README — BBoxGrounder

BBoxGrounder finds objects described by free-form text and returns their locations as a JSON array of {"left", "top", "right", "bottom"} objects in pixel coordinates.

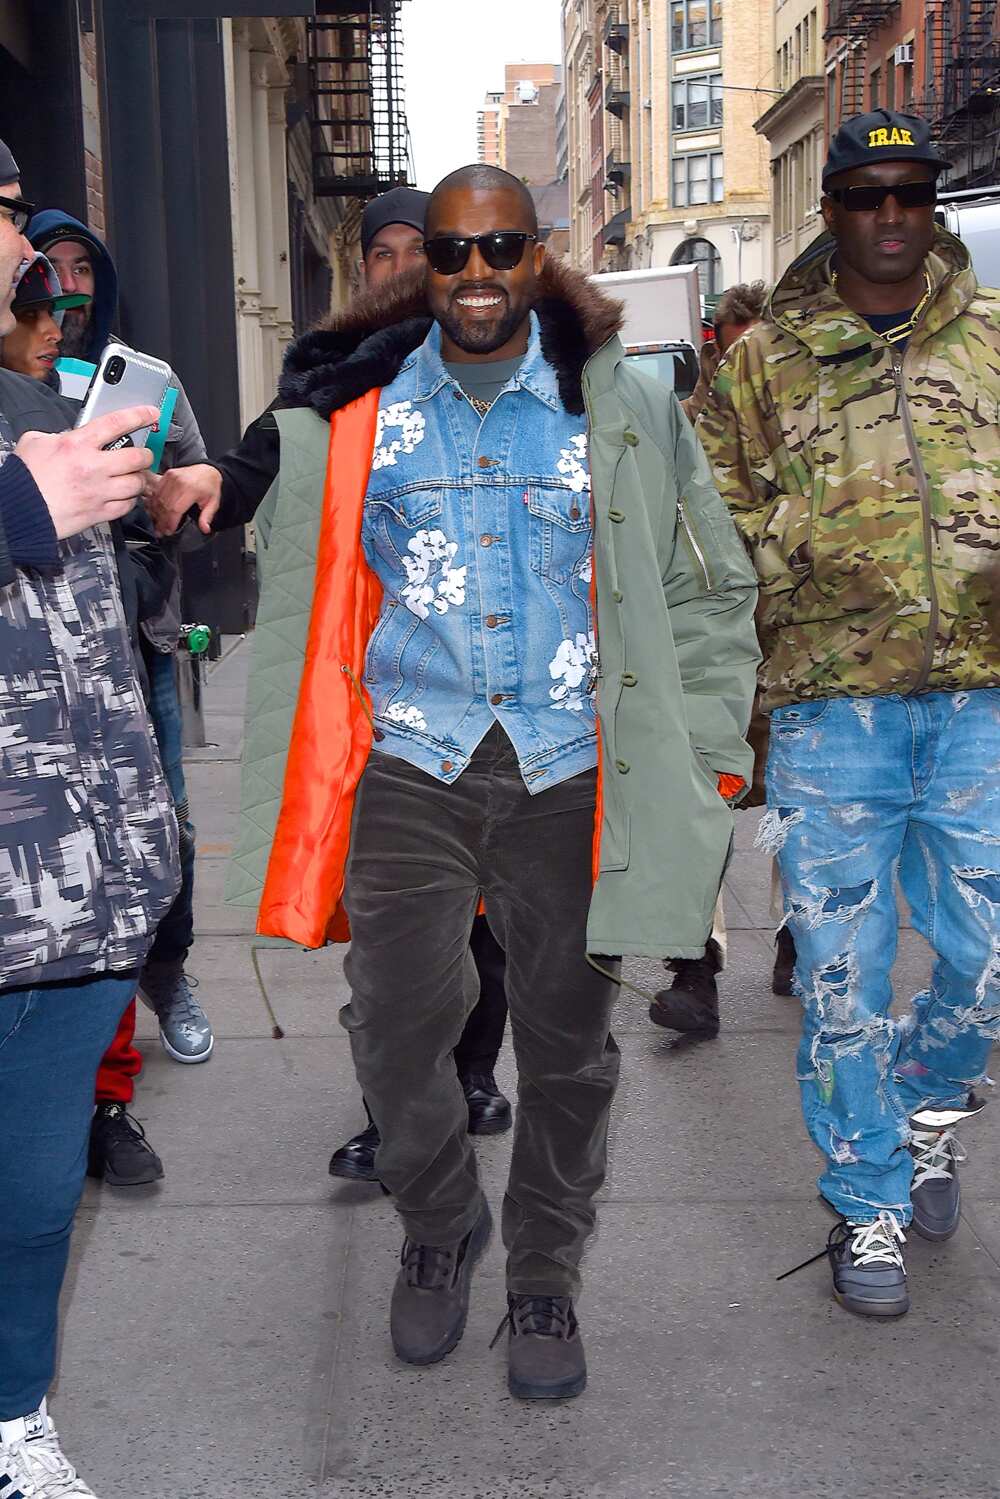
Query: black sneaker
[
  {"left": 827, "top": 1212, "right": 908, "bottom": 1317},
  {"left": 495, "top": 1294, "right": 587, "bottom": 1401},
  {"left": 390, "top": 1201, "right": 492, "bottom": 1365},
  {"left": 461, "top": 1072, "right": 513, "bottom": 1136},
  {"left": 772, "top": 926, "right": 796, "bottom": 996},
  {"left": 87, "top": 1103, "right": 164, "bottom": 1187},
  {"left": 328, "top": 1120, "right": 381, "bottom": 1182},
  {"left": 649, "top": 950, "right": 720, "bottom": 1036},
  {"left": 909, "top": 1127, "right": 965, "bottom": 1241}
]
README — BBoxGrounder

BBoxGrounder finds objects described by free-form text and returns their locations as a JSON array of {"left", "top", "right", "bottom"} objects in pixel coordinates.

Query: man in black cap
[
  {"left": 699, "top": 110, "right": 1000, "bottom": 1319},
  {"left": 358, "top": 184, "right": 431, "bottom": 287},
  {"left": 0, "top": 136, "right": 178, "bottom": 1499}
]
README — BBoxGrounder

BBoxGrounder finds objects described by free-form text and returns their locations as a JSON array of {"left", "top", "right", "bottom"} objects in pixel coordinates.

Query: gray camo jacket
[{"left": 0, "top": 368, "right": 179, "bottom": 990}]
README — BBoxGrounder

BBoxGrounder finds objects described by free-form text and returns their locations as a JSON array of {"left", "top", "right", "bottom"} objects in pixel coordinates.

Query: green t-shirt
[{"left": 443, "top": 354, "right": 524, "bottom": 408}]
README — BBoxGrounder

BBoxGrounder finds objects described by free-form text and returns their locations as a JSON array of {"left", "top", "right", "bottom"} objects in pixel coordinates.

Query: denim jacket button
[
  {"left": 477, "top": 455, "right": 494, "bottom": 469},
  {"left": 485, "top": 614, "right": 498, "bottom": 628},
  {"left": 441, "top": 759, "right": 454, "bottom": 772}
]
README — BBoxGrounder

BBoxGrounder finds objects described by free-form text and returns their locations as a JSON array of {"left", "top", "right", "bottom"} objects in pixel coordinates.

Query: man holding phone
[{"left": 0, "top": 139, "right": 180, "bottom": 1499}]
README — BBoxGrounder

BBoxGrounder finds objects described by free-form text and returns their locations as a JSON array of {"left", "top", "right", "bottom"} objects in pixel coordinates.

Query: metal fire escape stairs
[{"left": 307, "top": 0, "right": 412, "bottom": 198}]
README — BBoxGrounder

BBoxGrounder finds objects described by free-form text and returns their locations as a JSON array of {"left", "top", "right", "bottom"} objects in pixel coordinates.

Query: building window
[
  {"left": 672, "top": 73, "right": 723, "bottom": 130},
  {"left": 924, "top": 10, "right": 936, "bottom": 96},
  {"left": 870, "top": 66, "right": 880, "bottom": 108},
  {"left": 671, "top": 150, "right": 724, "bottom": 206},
  {"left": 901, "top": 56, "right": 914, "bottom": 108},
  {"left": 885, "top": 57, "right": 896, "bottom": 109},
  {"left": 670, "top": 0, "right": 721, "bottom": 54},
  {"left": 671, "top": 236, "right": 721, "bottom": 298},
  {"left": 827, "top": 69, "right": 837, "bottom": 133}
]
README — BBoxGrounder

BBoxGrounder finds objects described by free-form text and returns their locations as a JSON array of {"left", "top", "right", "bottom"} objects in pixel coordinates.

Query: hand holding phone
[
  {"left": 74, "top": 343, "right": 172, "bottom": 450},
  {"left": 17, "top": 406, "right": 160, "bottom": 539}
]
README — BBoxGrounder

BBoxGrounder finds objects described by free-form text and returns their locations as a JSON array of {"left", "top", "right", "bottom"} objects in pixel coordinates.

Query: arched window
[{"left": 671, "top": 237, "right": 721, "bottom": 299}]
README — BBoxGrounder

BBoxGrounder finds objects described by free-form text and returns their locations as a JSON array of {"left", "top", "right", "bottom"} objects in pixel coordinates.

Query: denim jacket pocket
[
  {"left": 366, "top": 486, "right": 445, "bottom": 570},
  {"left": 527, "top": 483, "right": 592, "bottom": 584}
]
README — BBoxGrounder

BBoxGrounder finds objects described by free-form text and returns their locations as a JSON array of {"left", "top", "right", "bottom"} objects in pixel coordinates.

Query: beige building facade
[
  {"left": 478, "top": 64, "right": 563, "bottom": 185},
  {"left": 563, "top": 0, "right": 772, "bottom": 302},
  {"left": 754, "top": 0, "right": 823, "bottom": 279}
]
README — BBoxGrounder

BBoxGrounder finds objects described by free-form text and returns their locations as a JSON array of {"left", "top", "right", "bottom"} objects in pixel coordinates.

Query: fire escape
[
  {"left": 823, "top": 0, "right": 900, "bottom": 117},
  {"left": 917, "top": 0, "right": 1000, "bottom": 182},
  {"left": 307, "top": 0, "right": 411, "bottom": 198}
]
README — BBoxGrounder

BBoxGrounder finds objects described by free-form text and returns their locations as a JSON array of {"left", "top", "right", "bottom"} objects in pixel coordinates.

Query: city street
[{"left": 58, "top": 637, "right": 1000, "bottom": 1499}]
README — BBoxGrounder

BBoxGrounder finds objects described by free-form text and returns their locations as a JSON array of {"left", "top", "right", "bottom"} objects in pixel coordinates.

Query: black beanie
[{"left": 0, "top": 138, "right": 20, "bottom": 184}]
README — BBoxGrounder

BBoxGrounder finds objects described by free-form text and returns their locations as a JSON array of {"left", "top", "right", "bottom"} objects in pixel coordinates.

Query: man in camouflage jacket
[
  {"left": 699, "top": 110, "right": 1000, "bottom": 1320},
  {"left": 0, "top": 137, "right": 178, "bottom": 1498}
]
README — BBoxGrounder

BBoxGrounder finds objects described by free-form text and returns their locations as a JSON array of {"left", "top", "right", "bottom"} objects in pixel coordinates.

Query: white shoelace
[
  {"left": 848, "top": 1211, "right": 906, "bottom": 1269},
  {"left": 910, "top": 1128, "right": 966, "bottom": 1189},
  {"left": 1, "top": 1432, "right": 94, "bottom": 1497}
]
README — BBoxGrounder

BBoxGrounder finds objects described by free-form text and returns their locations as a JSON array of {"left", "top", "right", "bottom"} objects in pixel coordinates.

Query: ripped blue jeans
[{"left": 762, "top": 689, "right": 1000, "bottom": 1224}]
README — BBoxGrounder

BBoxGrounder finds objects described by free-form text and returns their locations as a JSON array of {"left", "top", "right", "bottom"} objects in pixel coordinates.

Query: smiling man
[
  {"left": 149, "top": 163, "right": 759, "bottom": 1397},
  {"left": 699, "top": 110, "right": 1000, "bottom": 1318}
]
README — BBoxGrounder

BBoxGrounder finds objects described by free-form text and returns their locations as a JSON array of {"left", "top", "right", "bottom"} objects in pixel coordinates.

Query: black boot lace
[
  {"left": 400, "top": 1239, "right": 459, "bottom": 1292},
  {"left": 490, "top": 1295, "right": 576, "bottom": 1348}
]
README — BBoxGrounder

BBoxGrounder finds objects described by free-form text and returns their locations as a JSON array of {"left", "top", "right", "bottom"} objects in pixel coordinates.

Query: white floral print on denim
[
  {"left": 383, "top": 702, "right": 428, "bottom": 732},
  {"left": 548, "top": 631, "right": 597, "bottom": 711},
  {"left": 579, "top": 550, "right": 593, "bottom": 585},
  {"left": 400, "top": 528, "right": 468, "bottom": 620},
  {"left": 372, "top": 400, "right": 427, "bottom": 470},
  {"left": 556, "top": 433, "right": 590, "bottom": 493}
]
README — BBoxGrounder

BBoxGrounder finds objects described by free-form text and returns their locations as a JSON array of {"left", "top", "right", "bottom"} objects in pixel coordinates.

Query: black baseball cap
[
  {"left": 823, "top": 110, "right": 950, "bottom": 189},
  {"left": 12, "top": 252, "right": 90, "bottom": 314},
  {"left": 360, "top": 186, "right": 429, "bottom": 259}
]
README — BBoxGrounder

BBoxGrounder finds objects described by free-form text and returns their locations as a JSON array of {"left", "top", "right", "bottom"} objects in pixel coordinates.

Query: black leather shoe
[
  {"left": 772, "top": 926, "right": 797, "bottom": 996},
  {"left": 329, "top": 1120, "right": 380, "bottom": 1182},
  {"left": 649, "top": 953, "right": 719, "bottom": 1036},
  {"left": 461, "top": 1072, "right": 513, "bottom": 1135},
  {"left": 828, "top": 1213, "right": 909, "bottom": 1317},
  {"left": 87, "top": 1103, "right": 164, "bottom": 1187},
  {"left": 390, "top": 1201, "right": 493, "bottom": 1365},
  {"left": 498, "top": 1294, "right": 587, "bottom": 1400}
]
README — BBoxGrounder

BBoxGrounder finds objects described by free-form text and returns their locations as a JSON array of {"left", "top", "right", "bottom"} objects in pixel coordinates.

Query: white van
[
  {"left": 936, "top": 186, "right": 1000, "bottom": 288},
  {"left": 590, "top": 265, "right": 701, "bottom": 400}
]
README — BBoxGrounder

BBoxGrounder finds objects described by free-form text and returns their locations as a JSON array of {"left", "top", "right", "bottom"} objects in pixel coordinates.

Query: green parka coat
[{"left": 225, "top": 259, "right": 760, "bottom": 958}]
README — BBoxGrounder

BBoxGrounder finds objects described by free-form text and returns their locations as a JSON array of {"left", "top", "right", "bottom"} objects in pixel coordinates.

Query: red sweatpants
[{"left": 95, "top": 998, "right": 143, "bottom": 1104}]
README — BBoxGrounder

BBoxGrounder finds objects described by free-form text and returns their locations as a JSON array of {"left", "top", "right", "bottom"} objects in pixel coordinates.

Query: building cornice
[{"left": 754, "top": 74, "right": 824, "bottom": 139}]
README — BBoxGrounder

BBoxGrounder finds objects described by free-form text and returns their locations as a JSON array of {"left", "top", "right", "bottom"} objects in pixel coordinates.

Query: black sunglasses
[
  {"left": 0, "top": 193, "right": 35, "bottom": 233},
  {"left": 826, "top": 180, "right": 936, "bottom": 212},
  {"left": 423, "top": 231, "right": 537, "bottom": 276}
]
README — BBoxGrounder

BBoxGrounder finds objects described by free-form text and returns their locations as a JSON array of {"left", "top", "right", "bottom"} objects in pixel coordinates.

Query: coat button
[
  {"left": 623, "top": 429, "right": 639, "bottom": 446},
  {"left": 621, "top": 671, "right": 637, "bottom": 687},
  {"left": 480, "top": 534, "right": 494, "bottom": 547},
  {"left": 485, "top": 614, "right": 498, "bottom": 628},
  {"left": 612, "top": 589, "right": 624, "bottom": 603},
  {"left": 570, "top": 505, "right": 581, "bottom": 520},
  {"left": 477, "top": 455, "right": 494, "bottom": 469},
  {"left": 608, "top": 507, "right": 625, "bottom": 523},
  {"left": 615, "top": 758, "right": 631, "bottom": 774},
  {"left": 441, "top": 759, "right": 454, "bottom": 772},
  {"left": 490, "top": 693, "right": 505, "bottom": 705}
]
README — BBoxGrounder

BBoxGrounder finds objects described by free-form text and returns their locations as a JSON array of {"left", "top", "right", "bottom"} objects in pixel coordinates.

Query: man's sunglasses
[
  {"left": 826, "top": 180, "right": 936, "bottom": 212},
  {"left": 0, "top": 194, "right": 35, "bottom": 233},
  {"left": 423, "top": 231, "right": 537, "bottom": 276}
]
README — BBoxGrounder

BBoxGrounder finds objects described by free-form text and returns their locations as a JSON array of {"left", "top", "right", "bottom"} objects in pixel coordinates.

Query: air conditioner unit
[{"left": 894, "top": 42, "right": 914, "bottom": 66}]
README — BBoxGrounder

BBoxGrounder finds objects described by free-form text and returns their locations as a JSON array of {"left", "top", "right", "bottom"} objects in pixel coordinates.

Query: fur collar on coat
[{"left": 278, "top": 257, "right": 624, "bottom": 420}]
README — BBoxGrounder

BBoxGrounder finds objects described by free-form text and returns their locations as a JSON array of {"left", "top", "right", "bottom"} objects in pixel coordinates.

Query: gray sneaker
[
  {"left": 138, "top": 963, "right": 214, "bottom": 1064},
  {"left": 909, "top": 1127, "right": 966, "bottom": 1241}
]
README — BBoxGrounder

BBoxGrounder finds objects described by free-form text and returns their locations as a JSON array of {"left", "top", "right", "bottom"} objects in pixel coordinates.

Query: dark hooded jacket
[{"left": 26, "top": 210, "right": 117, "bottom": 363}]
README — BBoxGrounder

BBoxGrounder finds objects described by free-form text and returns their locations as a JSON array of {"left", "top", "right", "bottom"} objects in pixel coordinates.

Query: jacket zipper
[
  {"left": 341, "top": 663, "right": 377, "bottom": 734},
  {"left": 890, "top": 349, "right": 938, "bottom": 693},
  {"left": 677, "top": 500, "right": 712, "bottom": 591}
]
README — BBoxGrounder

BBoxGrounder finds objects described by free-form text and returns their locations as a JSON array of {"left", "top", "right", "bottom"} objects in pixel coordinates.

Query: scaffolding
[{"left": 308, "top": 0, "right": 412, "bottom": 198}]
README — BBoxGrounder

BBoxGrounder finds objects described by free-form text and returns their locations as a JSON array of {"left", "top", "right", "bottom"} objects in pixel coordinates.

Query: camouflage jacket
[
  {"left": 0, "top": 369, "right": 179, "bottom": 990},
  {"left": 698, "top": 229, "right": 1000, "bottom": 708}
]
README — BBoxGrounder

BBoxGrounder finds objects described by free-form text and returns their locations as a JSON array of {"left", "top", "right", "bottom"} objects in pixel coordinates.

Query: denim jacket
[{"left": 361, "top": 315, "right": 598, "bottom": 792}]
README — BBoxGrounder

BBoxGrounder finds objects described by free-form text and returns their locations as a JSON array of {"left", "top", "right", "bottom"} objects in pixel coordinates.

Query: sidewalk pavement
[{"left": 59, "top": 635, "right": 1000, "bottom": 1499}]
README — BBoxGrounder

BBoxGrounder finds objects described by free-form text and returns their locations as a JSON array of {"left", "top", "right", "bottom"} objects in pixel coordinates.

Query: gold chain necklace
[
  {"left": 468, "top": 394, "right": 493, "bottom": 418},
  {"left": 831, "top": 269, "right": 932, "bottom": 346}
]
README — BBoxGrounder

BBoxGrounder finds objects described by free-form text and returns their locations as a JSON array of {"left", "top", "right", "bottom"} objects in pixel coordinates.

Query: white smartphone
[{"left": 73, "top": 342, "right": 172, "bottom": 451}]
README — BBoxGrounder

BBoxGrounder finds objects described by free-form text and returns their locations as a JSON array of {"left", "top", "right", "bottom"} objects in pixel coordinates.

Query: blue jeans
[
  {"left": 763, "top": 689, "right": 1000, "bottom": 1224},
  {"left": 0, "top": 971, "right": 137, "bottom": 1418},
  {"left": 144, "top": 645, "right": 195, "bottom": 966}
]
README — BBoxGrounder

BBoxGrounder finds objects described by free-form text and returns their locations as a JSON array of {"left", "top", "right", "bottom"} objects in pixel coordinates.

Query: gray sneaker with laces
[{"left": 138, "top": 962, "right": 214, "bottom": 1063}]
